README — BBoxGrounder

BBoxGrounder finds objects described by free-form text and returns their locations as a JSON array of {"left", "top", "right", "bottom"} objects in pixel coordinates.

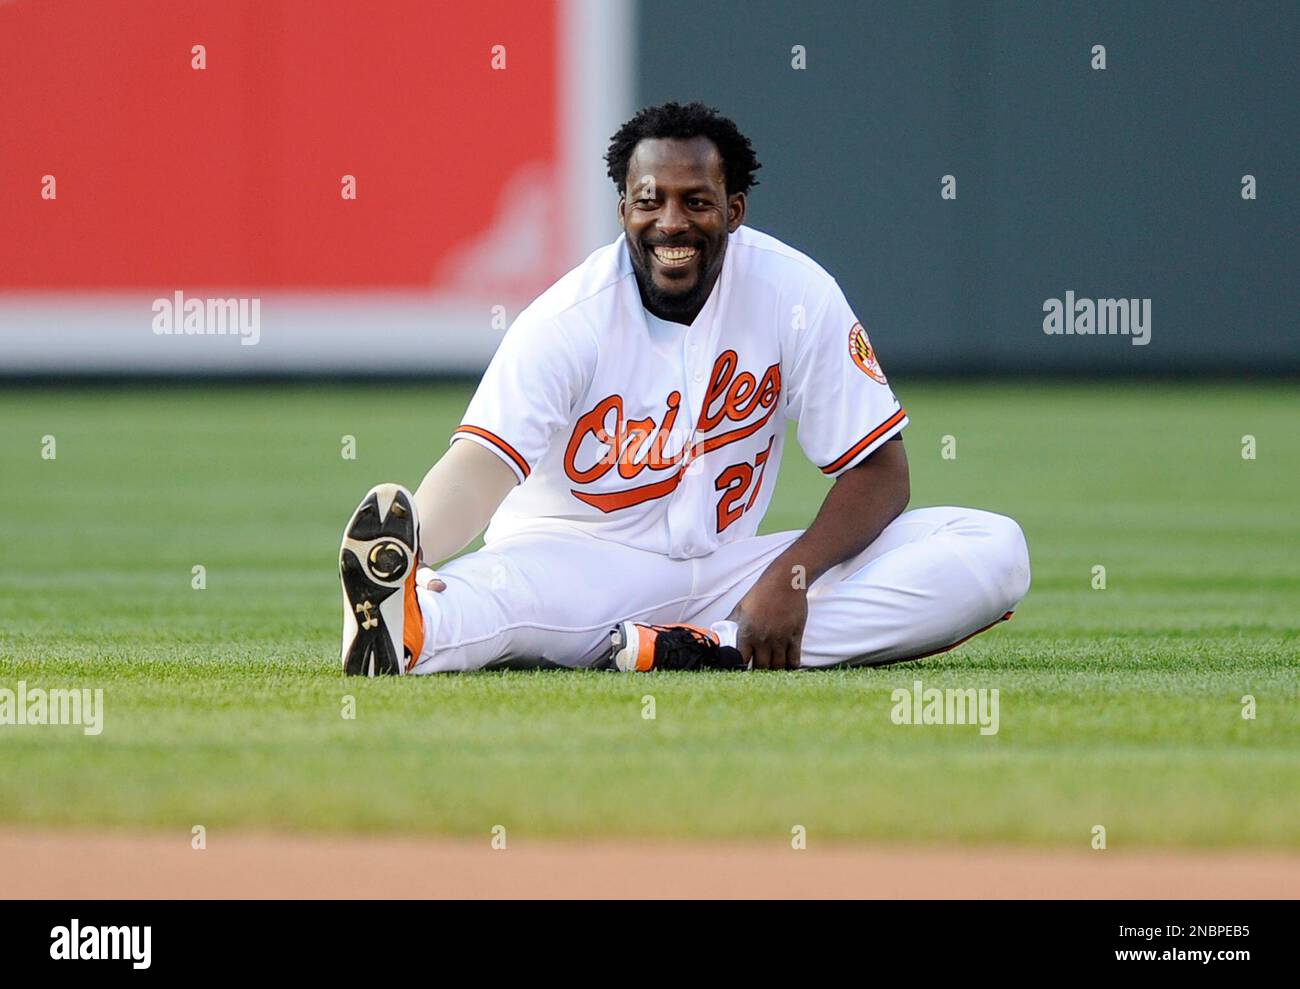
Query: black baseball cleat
[
  {"left": 609, "top": 621, "right": 747, "bottom": 672},
  {"left": 339, "top": 483, "right": 422, "bottom": 677}
]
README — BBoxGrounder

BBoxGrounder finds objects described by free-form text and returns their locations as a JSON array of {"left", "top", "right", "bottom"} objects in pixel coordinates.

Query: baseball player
[{"left": 339, "top": 101, "right": 1030, "bottom": 676}]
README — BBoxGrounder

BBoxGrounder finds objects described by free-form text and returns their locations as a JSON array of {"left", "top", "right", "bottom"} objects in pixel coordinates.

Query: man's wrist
[{"left": 760, "top": 552, "right": 821, "bottom": 593}]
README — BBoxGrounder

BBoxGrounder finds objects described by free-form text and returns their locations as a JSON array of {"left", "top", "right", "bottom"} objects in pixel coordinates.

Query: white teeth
[{"left": 652, "top": 246, "right": 698, "bottom": 266}]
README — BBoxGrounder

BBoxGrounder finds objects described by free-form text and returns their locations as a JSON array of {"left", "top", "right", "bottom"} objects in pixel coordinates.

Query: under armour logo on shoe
[{"left": 355, "top": 600, "right": 378, "bottom": 630}]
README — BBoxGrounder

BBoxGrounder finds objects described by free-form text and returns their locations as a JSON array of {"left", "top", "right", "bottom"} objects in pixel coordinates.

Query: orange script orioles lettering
[{"left": 564, "top": 351, "right": 782, "bottom": 513}]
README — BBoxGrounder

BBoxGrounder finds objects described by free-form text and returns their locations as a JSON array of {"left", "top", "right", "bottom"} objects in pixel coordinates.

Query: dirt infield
[{"left": 3, "top": 829, "right": 1296, "bottom": 898}]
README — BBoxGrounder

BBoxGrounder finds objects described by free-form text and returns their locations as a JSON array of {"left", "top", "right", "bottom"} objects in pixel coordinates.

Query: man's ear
[
  {"left": 617, "top": 195, "right": 627, "bottom": 229},
  {"left": 727, "top": 192, "right": 747, "bottom": 232}
]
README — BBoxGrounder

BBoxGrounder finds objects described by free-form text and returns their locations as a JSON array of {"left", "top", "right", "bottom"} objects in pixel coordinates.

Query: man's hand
[
  {"left": 416, "top": 565, "right": 447, "bottom": 593},
  {"left": 724, "top": 438, "right": 910, "bottom": 670},
  {"left": 727, "top": 571, "right": 808, "bottom": 670}
]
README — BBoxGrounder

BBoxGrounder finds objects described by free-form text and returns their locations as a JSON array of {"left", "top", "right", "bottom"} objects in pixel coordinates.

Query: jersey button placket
[
  {"left": 687, "top": 333, "right": 703, "bottom": 381},
  {"left": 681, "top": 336, "right": 705, "bottom": 451},
  {"left": 670, "top": 334, "right": 704, "bottom": 560}
]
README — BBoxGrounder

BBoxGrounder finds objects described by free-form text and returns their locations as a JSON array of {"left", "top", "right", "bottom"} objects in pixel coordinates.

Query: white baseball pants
[{"left": 408, "top": 506, "right": 1030, "bottom": 673}]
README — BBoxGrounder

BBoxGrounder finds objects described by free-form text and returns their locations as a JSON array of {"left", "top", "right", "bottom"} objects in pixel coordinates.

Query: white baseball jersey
[{"left": 450, "top": 224, "right": 908, "bottom": 561}]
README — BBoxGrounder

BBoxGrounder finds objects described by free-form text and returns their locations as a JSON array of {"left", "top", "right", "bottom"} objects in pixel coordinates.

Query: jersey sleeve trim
[
  {"left": 451, "top": 425, "right": 531, "bottom": 482},
  {"left": 819, "top": 408, "right": 908, "bottom": 476}
]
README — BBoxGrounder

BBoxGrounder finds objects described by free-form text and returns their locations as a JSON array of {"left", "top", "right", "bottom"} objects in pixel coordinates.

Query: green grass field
[{"left": 0, "top": 382, "right": 1296, "bottom": 848}]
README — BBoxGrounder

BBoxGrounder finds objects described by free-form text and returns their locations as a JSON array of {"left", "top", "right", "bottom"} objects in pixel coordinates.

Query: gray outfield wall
[{"left": 634, "top": 0, "right": 1298, "bottom": 374}]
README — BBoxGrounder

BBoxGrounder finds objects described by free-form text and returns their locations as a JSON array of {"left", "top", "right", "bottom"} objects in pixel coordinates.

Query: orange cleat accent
[
  {"left": 609, "top": 621, "right": 745, "bottom": 672},
  {"left": 402, "top": 563, "right": 426, "bottom": 672}
]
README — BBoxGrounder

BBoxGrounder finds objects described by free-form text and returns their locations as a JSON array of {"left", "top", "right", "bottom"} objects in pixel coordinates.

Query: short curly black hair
[{"left": 604, "top": 101, "right": 761, "bottom": 197}]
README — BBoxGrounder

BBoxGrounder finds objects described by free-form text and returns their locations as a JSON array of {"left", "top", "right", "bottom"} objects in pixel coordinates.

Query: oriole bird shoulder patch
[{"left": 848, "top": 322, "right": 888, "bottom": 384}]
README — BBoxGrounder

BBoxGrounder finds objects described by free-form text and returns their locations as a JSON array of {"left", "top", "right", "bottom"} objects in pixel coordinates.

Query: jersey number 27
[{"left": 714, "top": 436, "right": 776, "bottom": 533}]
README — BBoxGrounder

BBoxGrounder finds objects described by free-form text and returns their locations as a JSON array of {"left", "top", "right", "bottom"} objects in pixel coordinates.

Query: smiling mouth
[{"left": 650, "top": 245, "right": 698, "bottom": 268}]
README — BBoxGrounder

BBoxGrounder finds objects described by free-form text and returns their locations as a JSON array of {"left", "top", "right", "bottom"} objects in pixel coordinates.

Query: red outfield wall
[{"left": 1, "top": 0, "right": 565, "bottom": 296}]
